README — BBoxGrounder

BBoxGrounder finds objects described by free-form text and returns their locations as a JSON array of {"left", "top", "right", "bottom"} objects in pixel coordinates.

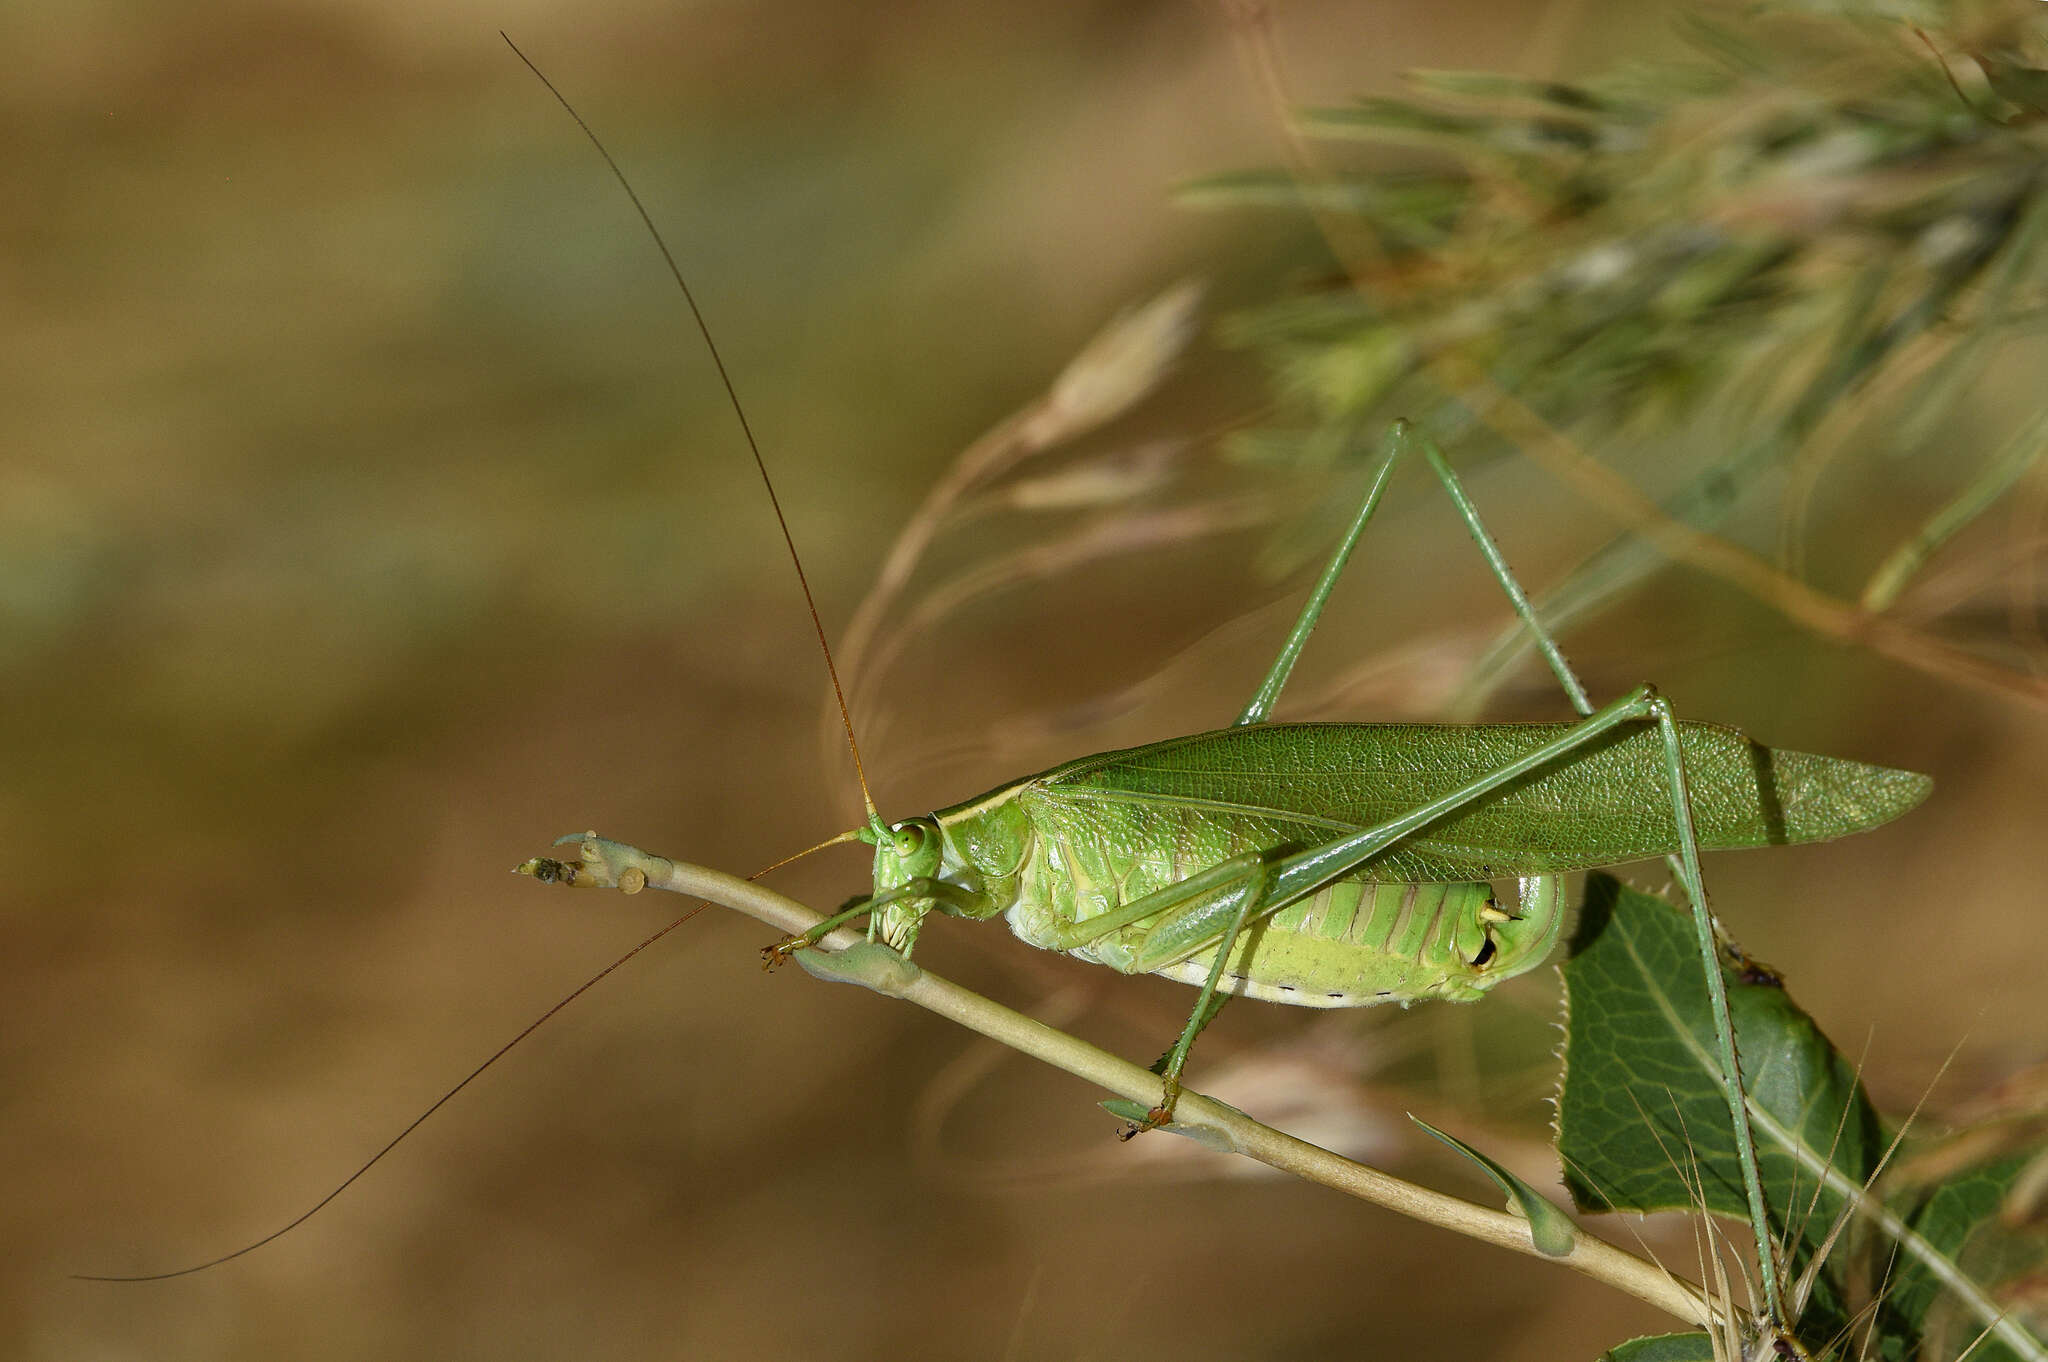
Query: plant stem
[{"left": 527, "top": 833, "right": 1723, "bottom": 1334}]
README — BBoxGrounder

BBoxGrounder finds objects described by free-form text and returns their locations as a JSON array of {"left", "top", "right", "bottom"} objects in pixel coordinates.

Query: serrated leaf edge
[{"left": 1571, "top": 887, "right": 2045, "bottom": 1361}]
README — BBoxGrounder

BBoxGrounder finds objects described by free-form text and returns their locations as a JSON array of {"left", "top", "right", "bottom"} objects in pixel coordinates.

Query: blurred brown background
[{"left": 6, "top": 2, "right": 2041, "bottom": 1358}]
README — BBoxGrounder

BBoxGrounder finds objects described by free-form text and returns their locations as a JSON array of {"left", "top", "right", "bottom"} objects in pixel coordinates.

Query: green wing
[{"left": 1031, "top": 722, "right": 1930, "bottom": 883}]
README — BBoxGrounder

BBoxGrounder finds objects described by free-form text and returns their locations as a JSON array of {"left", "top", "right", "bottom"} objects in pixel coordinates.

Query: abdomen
[
  {"left": 1148, "top": 879, "right": 1506, "bottom": 1007},
  {"left": 997, "top": 794, "right": 1519, "bottom": 1008}
]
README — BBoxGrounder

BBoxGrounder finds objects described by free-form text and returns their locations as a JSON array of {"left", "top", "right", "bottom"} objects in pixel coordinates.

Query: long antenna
[
  {"left": 499, "top": 31, "right": 881, "bottom": 827},
  {"left": 74, "top": 907, "right": 706, "bottom": 1282},
  {"left": 82, "top": 826, "right": 857, "bottom": 1278},
  {"left": 79, "top": 40, "right": 882, "bottom": 1284}
]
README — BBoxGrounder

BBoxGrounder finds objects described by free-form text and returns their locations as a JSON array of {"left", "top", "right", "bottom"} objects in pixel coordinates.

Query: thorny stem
[
  {"left": 1649, "top": 695, "right": 1787, "bottom": 1328},
  {"left": 521, "top": 833, "right": 1723, "bottom": 1336}
]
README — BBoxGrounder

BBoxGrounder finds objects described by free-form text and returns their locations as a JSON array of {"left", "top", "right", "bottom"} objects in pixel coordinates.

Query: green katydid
[
  {"left": 640, "top": 418, "right": 1928, "bottom": 1133},
  {"left": 490, "top": 43, "right": 1927, "bottom": 1330},
  {"left": 547, "top": 406, "right": 1924, "bottom": 1331},
  {"left": 487, "top": 40, "right": 1929, "bottom": 1193},
  {"left": 519, "top": 409, "right": 1926, "bottom": 1338}
]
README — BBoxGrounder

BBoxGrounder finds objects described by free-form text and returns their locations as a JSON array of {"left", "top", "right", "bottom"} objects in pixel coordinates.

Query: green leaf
[
  {"left": 1852, "top": 1139, "right": 2048, "bottom": 1362},
  {"left": 1175, "top": 170, "right": 1467, "bottom": 242},
  {"left": 1557, "top": 874, "right": 1880, "bottom": 1250},
  {"left": 1411, "top": 1115, "right": 1577, "bottom": 1256},
  {"left": 792, "top": 941, "right": 922, "bottom": 995},
  {"left": 1971, "top": 51, "right": 2048, "bottom": 119},
  {"left": 1597, "top": 1333, "right": 1714, "bottom": 1362},
  {"left": 1404, "top": 69, "right": 1616, "bottom": 114},
  {"left": 1559, "top": 877, "right": 2048, "bottom": 1362},
  {"left": 1096, "top": 1099, "right": 1235, "bottom": 1152},
  {"left": 1558, "top": 872, "right": 1874, "bottom": 1349}
]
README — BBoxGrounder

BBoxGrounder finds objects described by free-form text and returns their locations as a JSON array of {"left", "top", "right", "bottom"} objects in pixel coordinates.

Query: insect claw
[
  {"left": 760, "top": 937, "right": 807, "bottom": 970},
  {"left": 1117, "top": 1078, "right": 1186, "bottom": 1139}
]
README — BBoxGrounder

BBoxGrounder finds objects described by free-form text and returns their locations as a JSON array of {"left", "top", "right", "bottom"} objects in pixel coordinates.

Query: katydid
[
  {"left": 485, "top": 41, "right": 1930, "bottom": 1166},
  {"left": 657, "top": 418, "right": 1931, "bottom": 1140},
  {"left": 591, "top": 407, "right": 1925, "bottom": 1333},
  {"left": 490, "top": 48, "right": 1925, "bottom": 1326}
]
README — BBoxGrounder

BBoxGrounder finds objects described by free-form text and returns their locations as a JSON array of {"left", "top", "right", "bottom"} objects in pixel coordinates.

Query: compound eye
[{"left": 889, "top": 819, "right": 930, "bottom": 857}]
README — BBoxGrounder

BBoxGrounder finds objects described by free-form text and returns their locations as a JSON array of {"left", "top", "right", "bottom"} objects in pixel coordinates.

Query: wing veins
[{"left": 1035, "top": 780, "right": 1360, "bottom": 834}]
